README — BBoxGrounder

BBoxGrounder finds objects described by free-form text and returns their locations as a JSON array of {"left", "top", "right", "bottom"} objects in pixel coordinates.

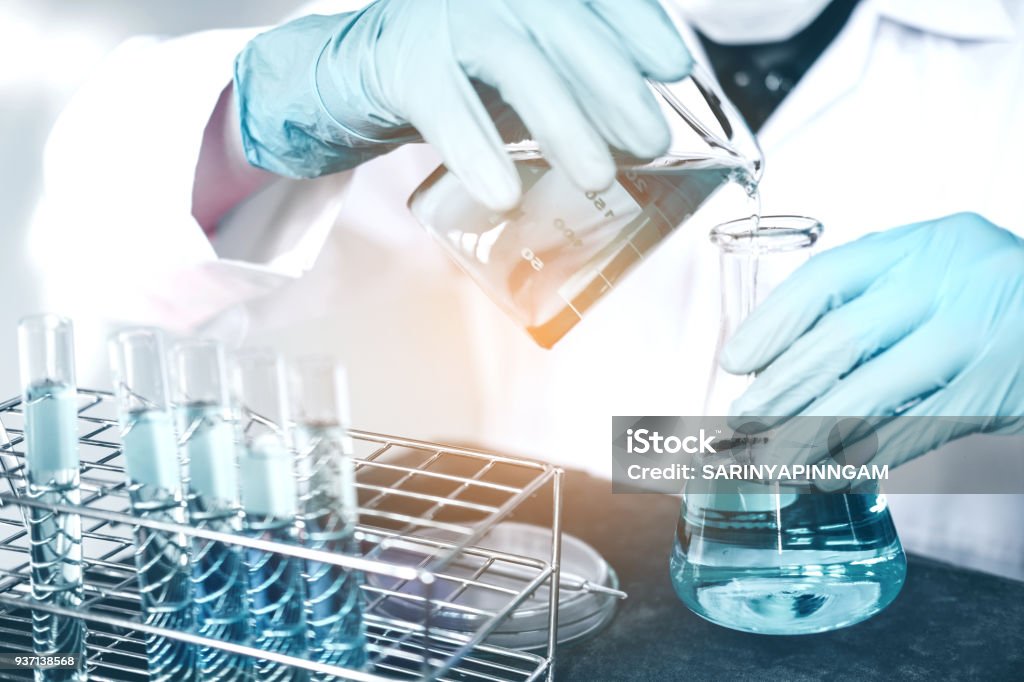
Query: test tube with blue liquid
[
  {"left": 233, "top": 350, "right": 308, "bottom": 681},
  {"left": 171, "top": 340, "right": 253, "bottom": 680},
  {"left": 18, "top": 315, "right": 87, "bottom": 682},
  {"left": 109, "top": 328, "right": 199, "bottom": 681},
  {"left": 291, "top": 359, "right": 368, "bottom": 676}
]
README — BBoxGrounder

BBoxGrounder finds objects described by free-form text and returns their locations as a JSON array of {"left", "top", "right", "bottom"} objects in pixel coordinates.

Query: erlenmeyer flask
[
  {"left": 408, "top": 67, "right": 762, "bottom": 348},
  {"left": 672, "top": 216, "right": 907, "bottom": 635}
]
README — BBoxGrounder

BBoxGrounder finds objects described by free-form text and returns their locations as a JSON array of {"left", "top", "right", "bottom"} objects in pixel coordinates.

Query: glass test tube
[
  {"left": 171, "top": 340, "right": 253, "bottom": 681},
  {"left": 291, "top": 359, "right": 368, "bottom": 676},
  {"left": 109, "top": 328, "right": 198, "bottom": 681},
  {"left": 18, "top": 315, "right": 87, "bottom": 682},
  {"left": 234, "top": 350, "right": 308, "bottom": 681}
]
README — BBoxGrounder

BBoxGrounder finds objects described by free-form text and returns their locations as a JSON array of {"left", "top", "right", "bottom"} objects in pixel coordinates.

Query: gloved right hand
[{"left": 235, "top": 0, "right": 692, "bottom": 210}]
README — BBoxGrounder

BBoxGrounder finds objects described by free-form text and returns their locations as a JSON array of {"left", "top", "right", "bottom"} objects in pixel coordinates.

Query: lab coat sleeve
[{"left": 30, "top": 26, "right": 355, "bottom": 337}]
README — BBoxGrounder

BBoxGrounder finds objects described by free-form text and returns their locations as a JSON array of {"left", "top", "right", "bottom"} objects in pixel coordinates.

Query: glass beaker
[
  {"left": 408, "top": 67, "right": 763, "bottom": 348},
  {"left": 671, "top": 216, "right": 907, "bottom": 635}
]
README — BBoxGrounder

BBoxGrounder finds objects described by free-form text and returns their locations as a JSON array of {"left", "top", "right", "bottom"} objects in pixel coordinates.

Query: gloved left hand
[
  {"left": 234, "top": 0, "right": 691, "bottom": 211},
  {"left": 721, "top": 212, "right": 1024, "bottom": 468}
]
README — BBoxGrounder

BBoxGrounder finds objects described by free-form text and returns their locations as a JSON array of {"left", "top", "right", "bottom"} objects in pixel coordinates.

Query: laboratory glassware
[
  {"left": 0, "top": 389, "right": 570, "bottom": 680},
  {"left": 671, "top": 216, "right": 907, "bottom": 635},
  {"left": 291, "top": 359, "right": 368, "bottom": 675},
  {"left": 370, "top": 522, "right": 623, "bottom": 651},
  {"left": 18, "top": 315, "right": 87, "bottom": 682},
  {"left": 408, "top": 66, "right": 763, "bottom": 348},
  {"left": 171, "top": 340, "right": 252, "bottom": 680},
  {"left": 109, "top": 328, "right": 199, "bottom": 680},
  {"left": 233, "top": 350, "right": 308, "bottom": 681}
]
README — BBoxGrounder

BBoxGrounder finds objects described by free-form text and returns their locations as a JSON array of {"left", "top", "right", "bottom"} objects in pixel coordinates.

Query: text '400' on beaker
[{"left": 409, "top": 69, "right": 762, "bottom": 348}]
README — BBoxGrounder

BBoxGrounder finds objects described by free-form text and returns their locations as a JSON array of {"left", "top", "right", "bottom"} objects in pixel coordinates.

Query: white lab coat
[{"left": 30, "top": 0, "right": 1024, "bottom": 579}]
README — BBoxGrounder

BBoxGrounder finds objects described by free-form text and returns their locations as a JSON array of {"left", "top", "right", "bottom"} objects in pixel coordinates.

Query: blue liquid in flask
[
  {"left": 24, "top": 381, "right": 87, "bottom": 682},
  {"left": 179, "top": 403, "right": 253, "bottom": 681},
  {"left": 123, "top": 409, "right": 200, "bottom": 681},
  {"left": 675, "top": 216, "right": 906, "bottom": 635},
  {"left": 670, "top": 488, "right": 907, "bottom": 635}
]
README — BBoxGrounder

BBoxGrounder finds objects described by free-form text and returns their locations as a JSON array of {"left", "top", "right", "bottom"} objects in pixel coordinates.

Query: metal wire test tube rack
[{"left": 0, "top": 389, "right": 570, "bottom": 681}]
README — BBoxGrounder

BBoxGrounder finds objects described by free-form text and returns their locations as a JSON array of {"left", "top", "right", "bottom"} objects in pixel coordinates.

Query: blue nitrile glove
[
  {"left": 721, "top": 212, "right": 1024, "bottom": 468},
  {"left": 234, "top": 0, "right": 692, "bottom": 211}
]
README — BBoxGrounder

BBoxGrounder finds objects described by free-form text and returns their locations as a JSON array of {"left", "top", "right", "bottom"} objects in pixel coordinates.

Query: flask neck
[
  {"left": 704, "top": 216, "right": 823, "bottom": 415},
  {"left": 704, "top": 249, "right": 759, "bottom": 414}
]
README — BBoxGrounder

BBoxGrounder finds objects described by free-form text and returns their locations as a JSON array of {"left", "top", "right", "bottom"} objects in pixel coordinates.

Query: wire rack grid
[{"left": 0, "top": 389, "right": 573, "bottom": 681}]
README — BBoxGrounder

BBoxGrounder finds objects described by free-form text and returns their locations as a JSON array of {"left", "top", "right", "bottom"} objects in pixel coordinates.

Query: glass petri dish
[{"left": 368, "top": 522, "right": 620, "bottom": 650}]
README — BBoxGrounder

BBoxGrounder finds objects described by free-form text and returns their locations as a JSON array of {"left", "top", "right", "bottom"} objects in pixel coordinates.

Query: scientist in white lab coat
[{"left": 31, "top": 0, "right": 1024, "bottom": 578}]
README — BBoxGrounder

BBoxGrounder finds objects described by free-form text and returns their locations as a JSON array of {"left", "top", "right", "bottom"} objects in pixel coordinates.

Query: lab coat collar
[
  {"left": 875, "top": 0, "right": 1017, "bottom": 42},
  {"left": 754, "top": 0, "right": 1015, "bottom": 151},
  {"left": 664, "top": 0, "right": 1017, "bottom": 43},
  {"left": 754, "top": 0, "right": 878, "bottom": 150}
]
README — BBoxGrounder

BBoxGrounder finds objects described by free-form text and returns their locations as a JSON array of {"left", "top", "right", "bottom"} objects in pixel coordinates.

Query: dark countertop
[{"left": 511, "top": 470, "right": 1024, "bottom": 682}]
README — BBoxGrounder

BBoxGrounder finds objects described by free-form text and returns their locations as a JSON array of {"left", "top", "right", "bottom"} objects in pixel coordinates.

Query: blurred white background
[{"left": 0, "top": 0, "right": 305, "bottom": 398}]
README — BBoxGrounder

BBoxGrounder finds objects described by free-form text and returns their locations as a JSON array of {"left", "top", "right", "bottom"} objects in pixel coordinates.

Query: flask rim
[{"left": 710, "top": 215, "right": 823, "bottom": 254}]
